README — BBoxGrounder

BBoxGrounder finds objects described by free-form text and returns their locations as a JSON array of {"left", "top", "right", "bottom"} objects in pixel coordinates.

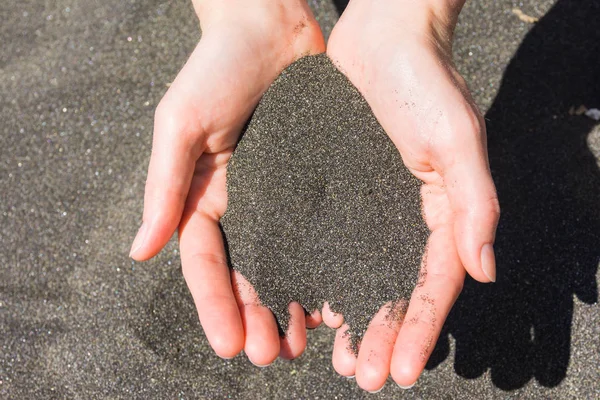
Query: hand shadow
[
  {"left": 427, "top": 0, "right": 600, "bottom": 390},
  {"left": 332, "top": 0, "right": 349, "bottom": 15}
]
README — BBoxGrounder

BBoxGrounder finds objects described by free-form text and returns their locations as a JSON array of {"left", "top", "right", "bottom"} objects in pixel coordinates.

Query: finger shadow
[
  {"left": 428, "top": 0, "right": 600, "bottom": 390},
  {"left": 132, "top": 265, "right": 213, "bottom": 371}
]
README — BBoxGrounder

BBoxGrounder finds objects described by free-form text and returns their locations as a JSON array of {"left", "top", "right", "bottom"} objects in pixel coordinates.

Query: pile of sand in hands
[{"left": 220, "top": 54, "right": 429, "bottom": 348}]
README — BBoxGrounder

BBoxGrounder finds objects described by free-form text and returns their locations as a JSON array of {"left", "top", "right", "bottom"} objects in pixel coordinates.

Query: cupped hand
[
  {"left": 324, "top": 0, "right": 500, "bottom": 391},
  {"left": 130, "top": 0, "right": 325, "bottom": 365}
]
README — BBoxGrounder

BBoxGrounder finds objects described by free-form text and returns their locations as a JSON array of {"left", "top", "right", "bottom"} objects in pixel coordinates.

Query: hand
[
  {"left": 324, "top": 0, "right": 500, "bottom": 391},
  {"left": 130, "top": 0, "right": 325, "bottom": 365}
]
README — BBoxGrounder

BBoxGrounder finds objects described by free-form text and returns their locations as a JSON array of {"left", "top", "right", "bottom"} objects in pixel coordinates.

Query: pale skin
[{"left": 130, "top": 0, "right": 499, "bottom": 392}]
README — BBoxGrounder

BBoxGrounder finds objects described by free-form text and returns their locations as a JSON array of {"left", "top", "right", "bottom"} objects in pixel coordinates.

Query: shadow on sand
[
  {"left": 137, "top": 0, "right": 599, "bottom": 391},
  {"left": 332, "top": 0, "right": 349, "bottom": 15},
  {"left": 427, "top": 0, "right": 600, "bottom": 390}
]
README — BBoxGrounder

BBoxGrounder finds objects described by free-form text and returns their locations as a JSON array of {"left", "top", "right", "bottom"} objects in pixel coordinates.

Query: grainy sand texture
[
  {"left": 1, "top": 0, "right": 598, "bottom": 398},
  {"left": 221, "top": 54, "right": 429, "bottom": 343}
]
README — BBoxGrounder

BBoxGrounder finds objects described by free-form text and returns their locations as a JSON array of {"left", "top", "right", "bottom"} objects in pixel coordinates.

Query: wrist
[
  {"left": 193, "top": 0, "right": 271, "bottom": 29},
  {"left": 192, "top": 0, "right": 315, "bottom": 32},
  {"left": 347, "top": 0, "right": 465, "bottom": 55},
  {"left": 190, "top": 0, "right": 325, "bottom": 73}
]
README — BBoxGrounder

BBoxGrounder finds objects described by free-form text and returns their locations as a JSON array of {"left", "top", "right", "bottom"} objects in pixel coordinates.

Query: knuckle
[
  {"left": 480, "top": 195, "right": 501, "bottom": 221},
  {"left": 489, "top": 196, "right": 501, "bottom": 216},
  {"left": 154, "top": 101, "right": 183, "bottom": 140},
  {"left": 434, "top": 108, "right": 485, "bottom": 159},
  {"left": 154, "top": 98, "right": 188, "bottom": 135},
  {"left": 153, "top": 98, "right": 174, "bottom": 125},
  {"left": 154, "top": 98, "right": 204, "bottom": 151},
  {"left": 181, "top": 252, "right": 228, "bottom": 280},
  {"left": 466, "top": 196, "right": 500, "bottom": 227},
  {"left": 442, "top": 104, "right": 483, "bottom": 138},
  {"left": 452, "top": 108, "right": 484, "bottom": 140}
]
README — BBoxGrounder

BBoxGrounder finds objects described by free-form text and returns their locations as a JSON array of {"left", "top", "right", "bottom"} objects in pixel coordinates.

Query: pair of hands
[{"left": 130, "top": 0, "right": 499, "bottom": 392}]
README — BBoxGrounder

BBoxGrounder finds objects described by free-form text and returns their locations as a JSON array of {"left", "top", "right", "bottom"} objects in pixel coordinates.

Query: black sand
[
  {"left": 2, "top": 0, "right": 599, "bottom": 398},
  {"left": 221, "top": 54, "right": 429, "bottom": 343}
]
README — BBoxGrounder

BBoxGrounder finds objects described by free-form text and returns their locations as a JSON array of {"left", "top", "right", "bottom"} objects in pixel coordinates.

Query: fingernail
[
  {"left": 480, "top": 243, "right": 496, "bottom": 282},
  {"left": 129, "top": 222, "right": 148, "bottom": 257},
  {"left": 368, "top": 385, "right": 385, "bottom": 393},
  {"left": 250, "top": 360, "right": 272, "bottom": 368},
  {"left": 397, "top": 382, "right": 415, "bottom": 390},
  {"left": 345, "top": 375, "right": 355, "bottom": 379}
]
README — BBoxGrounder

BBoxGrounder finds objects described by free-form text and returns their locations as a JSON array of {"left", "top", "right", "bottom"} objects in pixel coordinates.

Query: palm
[
  {"left": 321, "top": 4, "right": 499, "bottom": 391},
  {"left": 132, "top": 9, "right": 326, "bottom": 365}
]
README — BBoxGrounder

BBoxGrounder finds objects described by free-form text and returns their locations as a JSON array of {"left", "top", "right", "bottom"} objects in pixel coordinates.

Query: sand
[
  {"left": 2, "top": 0, "right": 599, "bottom": 398},
  {"left": 220, "top": 54, "right": 429, "bottom": 344}
]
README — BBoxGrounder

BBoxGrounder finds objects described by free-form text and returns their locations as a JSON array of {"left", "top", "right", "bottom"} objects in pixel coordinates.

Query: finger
[
  {"left": 356, "top": 300, "right": 408, "bottom": 393},
  {"left": 391, "top": 225, "right": 465, "bottom": 388},
  {"left": 332, "top": 324, "right": 358, "bottom": 377},
  {"left": 280, "top": 302, "right": 308, "bottom": 360},
  {"left": 231, "top": 271, "right": 281, "bottom": 367},
  {"left": 435, "top": 111, "right": 500, "bottom": 282},
  {"left": 322, "top": 301, "right": 344, "bottom": 329},
  {"left": 130, "top": 44, "right": 210, "bottom": 261},
  {"left": 305, "top": 308, "right": 322, "bottom": 329},
  {"left": 179, "top": 210, "right": 244, "bottom": 359}
]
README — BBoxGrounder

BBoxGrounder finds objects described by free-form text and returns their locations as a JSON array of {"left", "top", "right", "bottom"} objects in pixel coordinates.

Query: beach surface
[{"left": 1, "top": 0, "right": 598, "bottom": 398}]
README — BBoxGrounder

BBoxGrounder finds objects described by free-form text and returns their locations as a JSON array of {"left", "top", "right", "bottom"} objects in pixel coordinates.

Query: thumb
[
  {"left": 130, "top": 40, "right": 222, "bottom": 261},
  {"left": 129, "top": 100, "right": 204, "bottom": 261},
  {"left": 436, "top": 113, "right": 500, "bottom": 282}
]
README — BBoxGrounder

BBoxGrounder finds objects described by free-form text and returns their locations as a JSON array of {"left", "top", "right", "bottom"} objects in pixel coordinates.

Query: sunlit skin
[
  {"left": 130, "top": 0, "right": 499, "bottom": 391},
  {"left": 129, "top": 0, "right": 326, "bottom": 366},
  {"left": 322, "top": 0, "right": 500, "bottom": 391}
]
